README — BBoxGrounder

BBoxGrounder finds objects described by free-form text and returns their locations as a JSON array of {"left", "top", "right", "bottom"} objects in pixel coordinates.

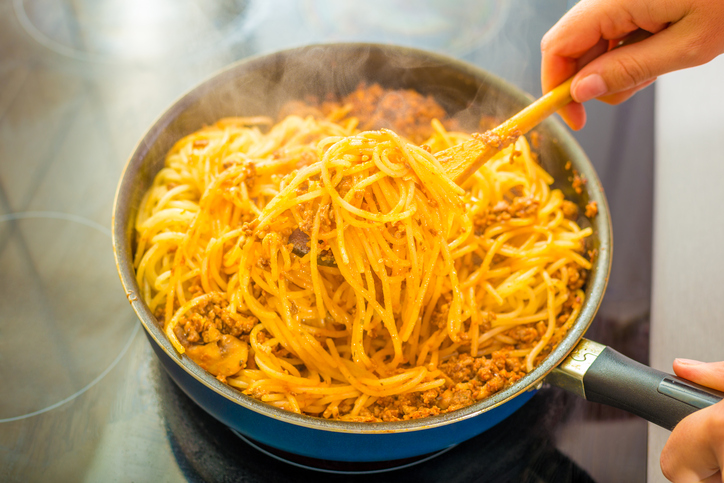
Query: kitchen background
[{"left": 4, "top": 0, "right": 713, "bottom": 481}]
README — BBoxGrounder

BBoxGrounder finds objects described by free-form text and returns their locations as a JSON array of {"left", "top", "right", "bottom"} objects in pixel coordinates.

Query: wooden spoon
[
  {"left": 439, "top": 28, "right": 652, "bottom": 185},
  {"left": 436, "top": 76, "right": 574, "bottom": 185}
]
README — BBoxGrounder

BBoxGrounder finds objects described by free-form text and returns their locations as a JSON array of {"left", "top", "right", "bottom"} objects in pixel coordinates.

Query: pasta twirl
[{"left": 135, "top": 89, "right": 592, "bottom": 422}]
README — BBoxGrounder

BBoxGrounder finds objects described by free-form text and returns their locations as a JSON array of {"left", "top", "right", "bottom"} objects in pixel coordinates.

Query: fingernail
[
  {"left": 573, "top": 74, "right": 608, "bottom": 103},
  {"left": 675, "top": 358, "right": 704, "bottom": 366}
]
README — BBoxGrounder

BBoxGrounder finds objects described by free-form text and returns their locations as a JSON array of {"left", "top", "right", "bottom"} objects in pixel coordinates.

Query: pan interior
[{"left": 113, "top": 43, "right": 611, "bottom": 434}]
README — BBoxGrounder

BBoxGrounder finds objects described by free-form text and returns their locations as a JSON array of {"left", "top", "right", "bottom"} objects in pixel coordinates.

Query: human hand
[
  {"left": 541, "top": 0, "right": 724, "bottom": 130},
  {"left": 660, "top": 359, "right": 724, "bottom": 483}
]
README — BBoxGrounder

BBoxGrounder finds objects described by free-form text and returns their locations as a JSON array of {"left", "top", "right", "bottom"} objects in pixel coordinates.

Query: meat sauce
[{"left": 165, "top": 84, "right": 590, "bottom": 421}]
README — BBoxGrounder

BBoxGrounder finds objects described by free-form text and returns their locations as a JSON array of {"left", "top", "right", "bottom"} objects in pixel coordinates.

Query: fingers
[
  {"left": 673, "top": 359, "right": 724, "bottom": 392},
  {"left": 541, "top": 37, "right": 609, "bottom": 130},
  {"left": 540, "top": 0, "right": 724, "bottom": 129},
  {"left": 540, "top": 0, "right": 671, "bottom": 94},
  {"left": 570, "top": 13, "right": 724, "bottom": 103},
  {"left": 661, "top": 360, "right": 724, "bottom": 482},
  {"left": 541, "top": 36, "right": 610, "bottom": 96},
  {"left": 596, "top": 77, "right": 656, "bottom": 105},
  {"left": 700, "top": 471, "right": 722, "bottom": 483},
  {"left": 556, "top": 103, "right": 586, "bottom": 131},
  {"left": 660, "top": 399, "right": 724, "bottom": 482}
]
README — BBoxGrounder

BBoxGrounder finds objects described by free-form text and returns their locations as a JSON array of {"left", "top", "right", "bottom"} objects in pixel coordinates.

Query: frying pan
[{"left": 112, "top": 43, "right": 722, "bottom": 462}]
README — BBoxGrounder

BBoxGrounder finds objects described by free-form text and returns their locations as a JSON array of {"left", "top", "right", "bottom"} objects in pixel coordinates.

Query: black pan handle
[{"left": 546, "top": 339, "right": 724, "bottom": 430}]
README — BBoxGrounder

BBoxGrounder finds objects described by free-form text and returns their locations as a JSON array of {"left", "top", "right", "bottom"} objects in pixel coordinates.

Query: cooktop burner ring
[
  {"left": 231, "top": 429, "right": 457, "bottom": 474},
  {"left": 0, "top": 211, "right": 139, "bottom": 422}
]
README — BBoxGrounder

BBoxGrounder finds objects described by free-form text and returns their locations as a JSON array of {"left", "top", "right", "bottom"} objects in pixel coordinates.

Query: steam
[{"left": 168, "top": 41, "right": 541, "bottom": 155}]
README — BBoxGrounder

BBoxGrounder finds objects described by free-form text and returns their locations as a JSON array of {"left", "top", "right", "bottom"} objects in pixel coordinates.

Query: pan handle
[{"left": 546, "top": 339, "right": 724, "bottom": 431}]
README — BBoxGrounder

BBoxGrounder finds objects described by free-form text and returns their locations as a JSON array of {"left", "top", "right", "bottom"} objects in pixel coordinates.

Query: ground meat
[
  {"left": 473, "top": 195, "right": 540, "bottom": 234},
  {"left": 438, "top": 383, "right": 475, "bottom": 411},
  {"left": 472, "top": 128, "right": 521, "bottom": 151},
  {"left": 279, "top": 83, "right": 457, "bottom": 145},
  {"left": 561, "top": 200, "right": 579, "bottom": 220},
  {"left": 443, "top": 352, "right": 478, "bottom": 383},
  {"left": 572, "top": 172, "right": 586, "bottom": 194},
  {"left": 359, "top": 349, "right": 527, "bottom": 422},
  {"left": 430, "top": 292, "right": 453, "bottom": 329},
  {"left": 440, "top": 351, "right": 525, "bottom": 405},
  {"left": 567, "top": 263, "right": 587, "bottom": 291},
  {"left": 340, "top": 83, "right": 450, "bottom": 144},
  {"left": 175, "top": 293, "right": 257, "bottom": 347},
  {"left": 510, "top": 326, "right": 539, "bottom": 344},
  {"left": 371, "top": 390, "right": 444, "bottom": 422},
  {"left": 585, "top": 200, "right": 598, "bottom": 218},
  {"left": 509, "top": 195, "right": 539, "bottom": 217},
  {"left": 297, "top": 200, "right": 317, "bottom": 234}
]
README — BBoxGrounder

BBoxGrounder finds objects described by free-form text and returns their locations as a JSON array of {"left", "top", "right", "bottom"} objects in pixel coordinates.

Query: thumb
[
  {"left": 571, "top": 16, "right": 723, "bottom": 103},
  {"left": 673, "top": 360, "right": 724, "bottom": 392}
]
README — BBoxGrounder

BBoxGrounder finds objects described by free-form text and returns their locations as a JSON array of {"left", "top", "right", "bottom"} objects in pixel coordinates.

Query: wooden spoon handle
[
  {"left": 441, "top": 29, "right": 652, "bottom": 186},
  {"left": 492, "top": 77, "right": 573, "bottom": 142}
]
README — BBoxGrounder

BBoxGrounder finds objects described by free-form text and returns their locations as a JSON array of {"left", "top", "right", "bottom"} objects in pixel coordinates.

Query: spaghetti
[{"left": 134, "top": 87, "right": 592, "bottom": 422}]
